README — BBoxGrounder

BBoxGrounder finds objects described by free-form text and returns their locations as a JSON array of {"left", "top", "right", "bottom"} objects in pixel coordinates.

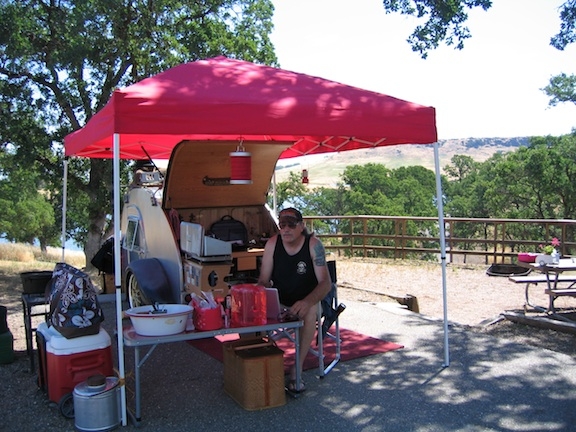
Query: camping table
[
  {"left": 123, "top": 319, "right": 303, "bottom": 424},
  {"left": 517, "top": 259, "right": 576, "bottom": 318}
]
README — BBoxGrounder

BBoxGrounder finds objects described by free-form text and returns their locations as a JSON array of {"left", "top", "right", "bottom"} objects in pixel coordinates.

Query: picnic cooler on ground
[
  {"left": 223, "top": 338, "right": 285, "bottom": 410},
  {"left": 36, "top": 322, "right": 114, "bottom": 404}
]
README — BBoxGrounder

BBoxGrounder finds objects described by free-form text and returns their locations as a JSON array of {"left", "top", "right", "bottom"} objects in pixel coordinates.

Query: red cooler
[{"left": 37, "top": 322, "right": 113, "bottom": 405}]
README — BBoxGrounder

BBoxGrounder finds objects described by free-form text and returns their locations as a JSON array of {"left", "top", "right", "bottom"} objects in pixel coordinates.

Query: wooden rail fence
[{"left": 302, "top": 216, "right": 576, "bottom": 264}]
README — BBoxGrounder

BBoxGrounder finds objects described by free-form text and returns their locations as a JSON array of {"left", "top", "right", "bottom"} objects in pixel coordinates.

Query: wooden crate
[
  {"left": 223, "top": 338, "right": 285, "bottom": 410},
  {"left": 103, "top": 274, "right": 116, "bottom": 294}
]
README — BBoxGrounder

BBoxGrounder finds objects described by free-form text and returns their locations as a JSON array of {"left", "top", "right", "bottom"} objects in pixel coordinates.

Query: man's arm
[
  {"left": 289, "top": 236, "right": 331, "bottom": 317},
  {"left": 257, "top": 235, "right": 277, "bottom": 288},
  {"left": 307, "top": 237, "right": 332, "bottom": 304}
]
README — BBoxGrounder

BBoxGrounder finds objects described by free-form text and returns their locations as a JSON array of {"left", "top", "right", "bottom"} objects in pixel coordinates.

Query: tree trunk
[
  {"left": 39, "top": 239, "right": 48, "bottom": 254},
  {"left": 84, "top": 159, "right": 114, "bottom": 271}
]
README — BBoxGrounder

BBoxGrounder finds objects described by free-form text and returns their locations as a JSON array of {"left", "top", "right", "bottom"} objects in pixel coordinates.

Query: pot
[
  {"left": 73, "top": 375, "right": 121, "bottom": 432},
  {"left": 125, "top": 304, "right": 192, "bottom": 336}
]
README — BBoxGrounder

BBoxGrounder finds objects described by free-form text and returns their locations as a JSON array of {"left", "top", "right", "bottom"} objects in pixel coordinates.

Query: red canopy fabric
[{"left": 64, "top": 56, "right": 437, "bottom": 159}]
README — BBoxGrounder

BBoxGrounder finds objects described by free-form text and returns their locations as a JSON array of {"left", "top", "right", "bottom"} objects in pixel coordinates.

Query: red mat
[{"left": 188, "top": 328, "right": 403, "bottom": 373}]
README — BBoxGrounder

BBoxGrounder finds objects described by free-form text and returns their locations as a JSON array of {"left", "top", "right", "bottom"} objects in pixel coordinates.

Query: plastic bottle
[
  {"left": 230, "top": 284, "right": 267, "bottom": 327},
  {"left": 0, "top": 305, "right": 14, "bottom": 364}
]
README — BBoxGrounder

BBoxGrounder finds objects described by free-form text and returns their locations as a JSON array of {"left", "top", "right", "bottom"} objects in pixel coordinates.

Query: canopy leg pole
[
  {"left": 272, "top": 169, "right": 278, "bottom": 217},
  {"left": 113, "top": 134, "right": 127, "bottom": 426},
  {"left": 61, "top": 158, "right": 68, "bottom": 262},
  {"left": 434, "top": 142, "right": 449, "bottom": 367}
]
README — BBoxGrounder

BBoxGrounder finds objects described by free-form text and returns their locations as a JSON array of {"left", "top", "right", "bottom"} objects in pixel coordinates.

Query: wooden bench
[
  {"left": 544, "top": 288, "right": 576, "bottom": 296},
  {"left": 508, "top": 275, "right": 576, "bottom": 313},
  {"left": 508, "top": 275, "right": 576, "bottom": 285},
  {"left": 544, "top": 288, "right": 576, "bottom": 314}
]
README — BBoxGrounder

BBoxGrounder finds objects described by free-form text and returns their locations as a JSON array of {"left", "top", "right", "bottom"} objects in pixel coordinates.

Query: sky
[{"left": 270, "top": 0, "right": 576, "bottom": 140}]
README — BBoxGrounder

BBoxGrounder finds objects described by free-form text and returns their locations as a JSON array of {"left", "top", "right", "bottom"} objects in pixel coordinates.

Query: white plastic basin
[{"left": 125, "top": 304, "right": 193, "bottom": 336}]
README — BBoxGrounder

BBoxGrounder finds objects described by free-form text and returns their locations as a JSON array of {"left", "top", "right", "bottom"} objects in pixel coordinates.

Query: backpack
[
  {"left": 91, "top": 237, "right": 114, "bottom": 274},
  {"left": 48, "top": 262, "right": 104, "bottom": 339}
]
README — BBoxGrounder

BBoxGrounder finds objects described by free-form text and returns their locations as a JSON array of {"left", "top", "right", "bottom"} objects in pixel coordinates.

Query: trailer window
[{"left": 124, "top": 218, "right": 141, "bottom": 251}]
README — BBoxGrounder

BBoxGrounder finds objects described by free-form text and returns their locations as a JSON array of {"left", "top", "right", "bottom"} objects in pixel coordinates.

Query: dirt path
[{"left": 336, "top": 258, "right": 540, "bottom": 326}]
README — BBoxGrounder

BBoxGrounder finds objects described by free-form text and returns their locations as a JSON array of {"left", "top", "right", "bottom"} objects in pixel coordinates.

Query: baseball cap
[{"left": 278, "top": 207, "right": 303, "bottom": 222}]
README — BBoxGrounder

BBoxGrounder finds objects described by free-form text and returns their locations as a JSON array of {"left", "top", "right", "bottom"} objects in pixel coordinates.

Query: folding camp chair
[
  {"left": 316, "top": 260, "right": 344, "bottom": 376},
  {"left": 269, "top": 260, "right": 344, "bottom": 378}
]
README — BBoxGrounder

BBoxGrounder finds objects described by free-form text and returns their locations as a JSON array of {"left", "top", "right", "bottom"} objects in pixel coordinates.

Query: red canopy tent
[
  {"left": 64, "top": 56, "right": 437, "bottom": 159},
  {"left": 63, "top": 57, "right": 447, "bottom": 425}
]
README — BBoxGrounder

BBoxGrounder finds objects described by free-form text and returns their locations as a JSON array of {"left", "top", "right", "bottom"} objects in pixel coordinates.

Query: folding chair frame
[
  {"left": 314, "top": 260, "right": 341, "bottom": 377},
  {"left": 268, "top": 260, "right": 342, "bottom": 378}
]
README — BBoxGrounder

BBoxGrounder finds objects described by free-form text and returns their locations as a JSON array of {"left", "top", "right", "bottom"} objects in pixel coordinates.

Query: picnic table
[{"left": 511, "top": 259, "right": 576, "bottom": 319}]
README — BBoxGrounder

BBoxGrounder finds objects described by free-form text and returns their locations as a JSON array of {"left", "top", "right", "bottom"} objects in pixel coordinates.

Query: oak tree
[
  {"left": 382, "top": 1, "right": 576, "bottom": 110},
  {"left": 0, "top": 0, "right": 277, "bottom": 262}
]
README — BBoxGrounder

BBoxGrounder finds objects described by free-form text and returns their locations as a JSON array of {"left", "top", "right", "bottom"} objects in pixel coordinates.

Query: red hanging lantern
[
  {"left": 302, "top": 169, "right": 309, "bottom": 184},
  {"left": 230, "top": 142, "right": 252, "bottom": 184}
]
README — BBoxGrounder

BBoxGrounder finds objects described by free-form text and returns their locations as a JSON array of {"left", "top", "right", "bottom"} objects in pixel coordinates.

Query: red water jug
[{"left": 230, "top": 284, "right": 267, "bottom": 327}]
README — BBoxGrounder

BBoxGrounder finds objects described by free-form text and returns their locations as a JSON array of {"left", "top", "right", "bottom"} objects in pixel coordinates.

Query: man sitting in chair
[{"left": 257, "top": 207, "right": 331, "bottom": 393}]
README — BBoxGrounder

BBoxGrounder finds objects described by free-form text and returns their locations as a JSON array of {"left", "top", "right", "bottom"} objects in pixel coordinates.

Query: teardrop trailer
[{"left": 120, "top": 139, "right": 289, "bottom": 307}]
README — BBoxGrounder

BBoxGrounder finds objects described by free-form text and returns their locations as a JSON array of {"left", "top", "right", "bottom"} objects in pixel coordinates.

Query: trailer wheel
[{"left": 127, "top": 272, "right": 148, "bottom": 308}]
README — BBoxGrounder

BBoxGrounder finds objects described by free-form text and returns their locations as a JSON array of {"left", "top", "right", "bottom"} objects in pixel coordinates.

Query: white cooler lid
[{"left": 46, "top": 326, "right": 111, "bottom": 355}]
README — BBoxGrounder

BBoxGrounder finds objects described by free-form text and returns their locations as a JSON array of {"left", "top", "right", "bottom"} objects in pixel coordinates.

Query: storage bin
[
  {"left": 36, "top": 322, "right": 113, "bottom": 404},
  {"left": 0, "top": 306, "right": 13, "bottom": 364},
  {"left": 230, "top": 284, "right": 266, "bottom": 327},
  {"left": 20, "top": 271, "right": 53, "bottom": 294},
  {"left": 223, "top": 338, "right": 285, "bottom": 410},
  {"left": 193, "top": 306, "right": 223, "bottom": 331}
]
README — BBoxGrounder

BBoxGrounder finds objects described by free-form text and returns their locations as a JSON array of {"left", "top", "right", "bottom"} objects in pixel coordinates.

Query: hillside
[{"left": 275, "top": 137, "right": 529, "bottom": 187}]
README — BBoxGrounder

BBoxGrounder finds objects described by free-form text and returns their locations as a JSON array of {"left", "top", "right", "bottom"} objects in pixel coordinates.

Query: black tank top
[{"left": 271, "top": 234, "right": 318, "bottom": 306}]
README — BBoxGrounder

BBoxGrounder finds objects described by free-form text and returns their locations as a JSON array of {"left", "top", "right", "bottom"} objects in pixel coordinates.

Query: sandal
[{"left": 287, "top": 379, "right": 306, "bottom": 393}]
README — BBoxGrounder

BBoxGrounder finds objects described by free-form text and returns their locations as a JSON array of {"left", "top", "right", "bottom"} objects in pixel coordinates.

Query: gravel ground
[
  {"left": 1, "top": 258, "right": 576, "bottom": 431},
  {"left": 335, "top": 258, "right": 576, "bottom": 357}
]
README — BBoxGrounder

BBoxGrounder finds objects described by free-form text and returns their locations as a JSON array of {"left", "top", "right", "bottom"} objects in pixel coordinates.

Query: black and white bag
[{"left": 48, "top": 263, "right": 104, "bottom": 339}]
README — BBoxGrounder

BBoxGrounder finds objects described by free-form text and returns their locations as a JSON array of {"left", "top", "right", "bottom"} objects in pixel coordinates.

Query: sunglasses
[{"left": 279, "top": 220, "right": 299, "bottom": 229}]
